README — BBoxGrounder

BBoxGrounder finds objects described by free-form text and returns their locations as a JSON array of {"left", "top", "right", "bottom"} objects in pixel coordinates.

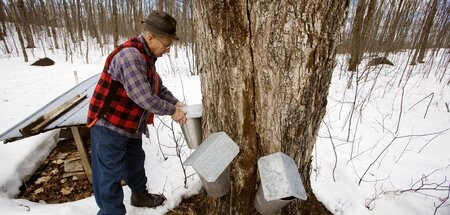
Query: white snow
[
  {"left": 312, "top": 51, "right": 450, "bottom": 215},
  {"left": 0, "top": 33, "right": 449, "bottom": 215},
  {"left": 0, "top": 37, "right": 203, "bottom": 214}
]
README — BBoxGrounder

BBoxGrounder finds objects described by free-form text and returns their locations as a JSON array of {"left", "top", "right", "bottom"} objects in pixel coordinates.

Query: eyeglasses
[{"left": 155, "top": 37, "right": 173, "bottom": 50}]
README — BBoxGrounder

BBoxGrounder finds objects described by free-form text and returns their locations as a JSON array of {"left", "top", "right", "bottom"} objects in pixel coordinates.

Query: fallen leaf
[
  {"left": 61, "top": 186, "right": 74, "bottom": 195},
  {"left": 35, "top": 176, "right": 51, "bottom": 185},
  {"left": 34, "top": 188, "right": 44, "bottom": 194},
  {"left": 50, "top": 168, "right": 59, "bottom": 175}
]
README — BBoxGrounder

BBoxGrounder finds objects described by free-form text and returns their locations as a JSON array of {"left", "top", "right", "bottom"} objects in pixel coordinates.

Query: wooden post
[
  {"left": 73, "top": 71, "right": 79, "bottom": 84},
  {"left": 71, "top": 126, "right": 92, "bottom": 183}
]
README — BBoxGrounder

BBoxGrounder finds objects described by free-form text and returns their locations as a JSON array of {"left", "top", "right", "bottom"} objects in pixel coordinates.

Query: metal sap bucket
[
  {"left": 254, "top": 152, "right": 307, "bottom": 215},
  {"left": 254, "top": 186, "right": 296, "bottom": 215},
  {"left": 183, "top": 132, "right": 239, "bottom": 198},
  {"left": 199, "top": 166, "right": 230, "bottom": 197},
  {"left": 180, "top": 104, "right": 202, "bottom": 149}
]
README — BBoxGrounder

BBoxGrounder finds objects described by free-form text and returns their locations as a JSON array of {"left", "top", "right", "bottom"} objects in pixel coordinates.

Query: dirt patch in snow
[{"left": 17, "top": 138, "right": 93, "bottom": 203}]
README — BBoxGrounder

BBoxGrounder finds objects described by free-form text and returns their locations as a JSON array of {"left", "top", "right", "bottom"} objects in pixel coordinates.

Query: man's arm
[
  {"left": 157, "top": 78, "right": 179, "bottom": 105},
  {"left": 109, "top": 47, "right": 176, "bottom": 116}
]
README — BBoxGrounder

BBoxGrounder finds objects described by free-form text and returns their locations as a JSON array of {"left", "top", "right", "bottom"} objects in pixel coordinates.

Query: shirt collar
[{"left": 138, "top": 34, "right": 157, "bottom": 62}]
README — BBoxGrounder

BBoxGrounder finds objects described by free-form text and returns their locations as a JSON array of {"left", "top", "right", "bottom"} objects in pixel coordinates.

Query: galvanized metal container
[
  {"left": 198, "top": 166, "right": 230, "bottom": 197},
  {"left": 180, "top": 104, "right": 202, "bottom": 149},
  {"left": 254, "top": 152, "right": 307, "bottom": 215},
  {"left": 183, "top": 132, "right": 239, "bottom": 197}
]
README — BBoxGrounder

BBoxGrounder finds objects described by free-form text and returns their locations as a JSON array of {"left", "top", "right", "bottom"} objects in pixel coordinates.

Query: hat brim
[{"left": 142, "top": 22, "right": 180, "bottom": 41}]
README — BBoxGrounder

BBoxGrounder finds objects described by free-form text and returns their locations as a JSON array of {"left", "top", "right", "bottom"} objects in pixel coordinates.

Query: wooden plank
[
  {"left": 59, "top": 126, "right": 90, "bottom": 139},
  {"left": 71, "top": 126, "right": 92, "bottom": 183},
  {"left": 20, "top": 94, "right": 87, "bottom": 136}
]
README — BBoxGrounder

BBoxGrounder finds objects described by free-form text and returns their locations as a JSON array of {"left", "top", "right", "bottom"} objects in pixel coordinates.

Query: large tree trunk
[
  {"left": 62, "top": 0, "right": 76, "bottom": 43},
  {"left": 416, "top": 0, "right": 438, "bottom": 63},
  {"left": 16, "top": 0, "right": 35, "bottom": 48},
  {"left": 48, "top": 0, "right": 59, "bottom": 49},
  {"left": 0, "top": 0, "right": 10, "bottom": 54},
  {"left": 38, "top": 0, "right": 52, "bottom": 38},
  {"left": 9, "top": 0, "right": 28, "bottom": 62},
  {"left": 348, "top": 0, "right": 367, "bottom": 71},
  {"left": 191, "top": 0, "right": 348, "bottom": 214},
  {"left": 383, "top": 0, "right": 404, "bottom": 56}
]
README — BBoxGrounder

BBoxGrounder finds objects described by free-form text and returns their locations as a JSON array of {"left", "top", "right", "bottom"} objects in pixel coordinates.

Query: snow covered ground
[
  {"left": 0, "top": 40, "right": 203, "bottom": 214},
  {"left": 313, "top": 51, "right": 450, "bottom": 215},
  {"left": 0, "top": 34, "right": 449, "bottom": 215}
]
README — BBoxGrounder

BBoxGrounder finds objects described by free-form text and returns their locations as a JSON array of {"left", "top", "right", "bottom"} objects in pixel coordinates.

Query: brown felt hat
[{"left": 142, "top": 10, "right": 179, "bottom": 40}]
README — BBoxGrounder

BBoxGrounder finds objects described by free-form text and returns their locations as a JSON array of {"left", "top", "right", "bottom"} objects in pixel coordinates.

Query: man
[{"left": 87, "top": 10, "right": 186, "bottom": 215}]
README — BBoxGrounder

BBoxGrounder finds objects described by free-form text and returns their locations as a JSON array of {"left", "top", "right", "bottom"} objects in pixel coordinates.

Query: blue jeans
[{"left": 90, "top": 125, "right": 147, "bottom": 215}]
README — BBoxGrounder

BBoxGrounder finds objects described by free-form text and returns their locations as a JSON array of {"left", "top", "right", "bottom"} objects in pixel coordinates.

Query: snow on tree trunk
[{"left": 191, "top": 0, "right": 348, "bottom": 214}]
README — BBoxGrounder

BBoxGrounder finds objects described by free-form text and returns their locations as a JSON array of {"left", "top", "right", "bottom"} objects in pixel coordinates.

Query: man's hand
[
  {"left": 175, "top": 101, "right": 186, "bottom": 108},
  {"left": 171, "top": 106, "right": 186, "bottom": 125}
]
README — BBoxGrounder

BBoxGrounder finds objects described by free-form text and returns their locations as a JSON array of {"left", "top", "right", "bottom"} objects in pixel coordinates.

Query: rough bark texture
[
  {"left": 348, "top": 0, "right": 366, "bottom": 71},
  {"left": 49, "top": 0, "right": 59, "bottom": 49},
  {"left": 62, "top": 0, "right": 76, "bottom": 43},
  {"left": 112, "top": 0, "right": 118, "bottom": 47},
  {"left": 9, "top": 0, "right": 28, "bottom": 62},
  {"left": 17, "top": 0, "right": 35, "bottom": 48},
  {"left": 416, "top": 0, "right": 438, "bottom": 63},
  {"left": 191, "top": 0, "right": 348, "bottom": 214}
]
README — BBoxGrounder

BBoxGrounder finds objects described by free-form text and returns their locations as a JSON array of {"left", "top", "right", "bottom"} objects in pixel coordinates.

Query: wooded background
[
  {"left": 0, "top": 1, "right": 448, "bottom": 214},
  {"left": 0, "top": 0, "right": 448, "bottom": 67}
]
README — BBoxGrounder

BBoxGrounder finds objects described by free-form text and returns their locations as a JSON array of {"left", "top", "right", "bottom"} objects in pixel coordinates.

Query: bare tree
[
  {"left": 8, "top": 0, "right": 28, "bottom": 62},
  {"left": 48, "top": 0, "right": 60, "bottom": 49},
  {"left": 62, "top": 0, "right": 76, "bottom": 43},
  {"left": 348, "top": 0, "right": 367, "bottom": 71},
  {"left": 112, "top": 0, "right": 118, "bottom": 47},
  {"left": 188, "top": 0, "right": 349, "bottom": 214},
  {"left": 76, "top": 0, "right": 83, "bottom": 41},
  {"left": 0, "top": 1, "right": 10, "bottom": 54},
  {"left": 38, "top": 0, "right": 52, "bottom": 37},
  {"left": 16, "top": 0, "right": 35, "bottom": 48},
  {"left": 412, "top": 0, "right": 439, "bottom": 64}
]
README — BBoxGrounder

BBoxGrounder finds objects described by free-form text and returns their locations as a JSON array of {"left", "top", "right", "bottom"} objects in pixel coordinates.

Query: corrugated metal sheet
[{"left": 0, "top": 74, "right": 100, "bottom": 143}]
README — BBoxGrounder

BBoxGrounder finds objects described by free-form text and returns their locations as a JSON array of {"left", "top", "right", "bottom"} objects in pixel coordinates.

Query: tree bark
[
  {"left": 0, "top": 0, "right": 7, "bottom": 38},
  {"left": 191, "top": 0, "right": 348, "bottom": 214},
  {"left": 384, "top": 0, "right": 404, "bottom": 55},
  {"left": 16, "top": 0, "right": 35, "bottom": 48},
  {"left": 38, "top": 0, "right": 52, "bottom": 37},
  {"left": 348, "top": 0, "right": 367, "bottom": 71},
  {"left": 9, "top": 0, "right": 28, "bottom": 62},
  {"left": 76, "top": 0, "right": 83, "bottom": 41},
  {"left": 112, "top": 0, "right": 118, "bottom": 47},
  {"left": 0, "top": 1, "right": 10, "bottom": 54},
  {"left": 48, "top": 0, "right": 59, "bottom": 49},
  {"left": 416, "top": 0, "right": 438, "bottom": 63},
  {"left": 62, "top": 0, "right": 76, "bottom": 43}
]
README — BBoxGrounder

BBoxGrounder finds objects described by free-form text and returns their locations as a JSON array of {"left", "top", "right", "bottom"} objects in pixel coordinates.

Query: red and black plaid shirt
[{"left": 87, "top": 37, "right": 160, "bottom": 133}]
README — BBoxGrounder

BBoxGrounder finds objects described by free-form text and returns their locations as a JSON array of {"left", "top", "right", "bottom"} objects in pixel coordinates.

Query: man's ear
[{"left": 148, "top": 34, "right": 154, "bottom": 40}]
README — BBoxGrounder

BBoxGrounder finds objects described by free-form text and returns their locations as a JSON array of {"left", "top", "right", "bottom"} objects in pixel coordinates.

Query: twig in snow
[
  {"left": 152, "top": 122, "right": 168, "bottom": 161},
  {"left": 395, "top": 86, "right": 405, "bottom": 134},
  {"left": 169, "top": 121, "right": 189, "bottom": 189},
  {"left": 433, "top": 183, "right": 450, "bottom": 215},
  {"left": 347, "top": 68, "right": 359, "bottom": 142},
  {"left": 359, "top": 128, "right": 450, "bottom": 185},
  {"left": 409, "top": 93, "right": 434, "bottom": 110},
  {"left": 161, "top": 176, "right": 168, "bottom": 194},
  {"left": 365, "top": 181, "right": 384, "bottom": 210},
  {"left": 323, "top": 121, "right": 337, "bottom": 182}
]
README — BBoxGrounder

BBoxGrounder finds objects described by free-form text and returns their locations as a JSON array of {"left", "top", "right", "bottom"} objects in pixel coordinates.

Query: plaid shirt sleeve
[
  {"left": 157, "top": 78, "right": 179, "bottom": 105},
  {"left": 108, "top": 47, "right": 176, "bottom": 116}
]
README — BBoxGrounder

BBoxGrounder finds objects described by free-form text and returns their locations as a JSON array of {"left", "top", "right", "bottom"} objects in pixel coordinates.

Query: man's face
[{"left": 146, "top": 35, "right": 173, "bottom": 57}]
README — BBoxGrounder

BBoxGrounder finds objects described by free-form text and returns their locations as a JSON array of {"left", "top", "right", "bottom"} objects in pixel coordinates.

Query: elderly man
[{"left": 87, "top": 10, "right": 186, "bottom": 215}]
